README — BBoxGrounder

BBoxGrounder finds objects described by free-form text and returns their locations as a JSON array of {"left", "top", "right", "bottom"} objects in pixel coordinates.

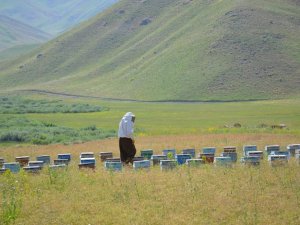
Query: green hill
[
  {"left": 0, "top": 15, "right": 51, "bottom": 51},
  {"left": 0, "top": 0, "right": 299, "bottom": 101}
]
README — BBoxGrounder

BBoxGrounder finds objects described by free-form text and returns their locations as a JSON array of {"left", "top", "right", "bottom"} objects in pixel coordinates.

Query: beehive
[
  {"left": 223, "top": 146, "right": 237, "bottom": 153},
  {"left": 99, "top": 152, "right": 113, "bottom": 161},
  {"left": 28, "top": 161, "right": 44, "bottom": 168},
  {"left": 23, "top": 166, "right": 42, "bottom": 173},
  {"left": 160, "top": 160, "right": 177, "bottom": 171},
  {"left": 133, "top": 160, "right": 151, "bottom": 170},
  {"left": 202, "top": 147, "right": 216, "bottom": 154},
  {"left": 214, "top": 157, "right": 232, "bottom": 166},
  {"left": 49, "top": 164, "right": 67, "bottom": 170},
  {"left": 295, "top": 149, "right": 300, "bottom": 160},
  {"left": 3, "top": 162, "right": 20, "bottom": 173},
  {"left": 198, "top": 153, "right": 214, "bottom": 163},
  {"left": 265, "top": 145, "right": 280, "bottom": 155},
  {"left": 151, "top": 155, "right": 167, "bottom": 165},
  {"left": 80, "top": 152, "right": 94, "bottom": 159},
  {"left": 78, "top": 163, "right": 95, "bottom": 169},
  {"left": 133, "top": 156, "right": 145, "bottom": 162},
  {"left": 140, "top": 149, "right": 153, "bottom": 159},
  {"left": 287, "top": 144, "right": 300, "bottom": 156},
  {"left": 243, "top": 145, "right": 257, "bottom": 156},
  {"left": 105, "top": 161, "right": 122, "bottom": 171},
  {"left": 268, "top": 155, "right": 288, "bottom": 166},
  {"left": 0, "top": 157, "right": 4, "bottom": 167},
  {"left": 247, "top": 151, "right": 263, "bottom": 159},
  {"left": 162, "top": 149, "right": 176, "bottom": 159},
  {"left": 36, "top": 155, "right": 51, "bottom": 164},
  {"left": 0, "top": 168, "right": 8, "bottom": 174},
  {"left": 186, "top": 159, "right": 205, "bottom": 167},
  {"left": 220, "top": 152, "right": 237, "bottom": 162},
  {"left": 15, "top": 156, "right": 30, "bottom": 167},
  {"left": 271, "top": 151, "right": 290, "bottom": 159},
  {"left": 54, "top": 159, "right": 69, "bottom": 165},
  {"left": 80, "top": 158, "right": 96, "bottom": 164},
  {"left": 240, "top": 156, "right": 260, "bottom": 166},
  {"left": 175, "top": 154, "right": 192, "bottom": 165},
  {"left": 182, "top": 149, "right": 195, "bottom": 158},
  {"left": 58, "top": 153, "right": 71, "bottom": 162},
  {"left": 105, "top": 158, "right": 121, "bottom": 162}
]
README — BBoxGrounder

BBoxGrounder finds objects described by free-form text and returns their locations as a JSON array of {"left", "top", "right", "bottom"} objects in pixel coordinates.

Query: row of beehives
[{"left": 0, "top": 144, "right": 300, "bottom": 173}]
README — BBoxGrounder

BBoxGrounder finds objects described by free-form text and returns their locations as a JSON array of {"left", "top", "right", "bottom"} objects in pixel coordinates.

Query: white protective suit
[{"left": 118, "top": 112, "right": 135, "bottom": 139}]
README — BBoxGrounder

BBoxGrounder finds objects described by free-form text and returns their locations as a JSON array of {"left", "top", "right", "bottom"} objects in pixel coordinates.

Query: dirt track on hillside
[{"left": 19, "top": 89, "right": 268, "bottom": 103}]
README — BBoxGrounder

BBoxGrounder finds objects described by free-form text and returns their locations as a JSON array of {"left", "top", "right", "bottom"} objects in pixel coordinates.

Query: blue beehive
[
  {"left": 105, "top": 161, "right": 122, "bottom": 171},
  {"left": 265, "top": 145, "right": 280, "bottom": 155},
  {"left": 4, "top": 162, "right": 20, "bottom": 173},
  {"left": 54, "top": 159, "right": 69, "bottom": 165},
  {"left": 221, "top": 152, "right": 237, "bottom": 162},
  {"left": 80, "top": 158, "right": 96, "bottom": 164},
  {"left": 36, "top": 155, "right": 51, "bottom": 164},
  {"left": 28, "top": 161, "right": 44, "bottom": 167},
  {"left": 162, "top": 149, "right": 176, "bottom": 159},
  {"left": 182, "top": 149, "right": 195, "bottom": 158},
  {"left": 186, "top": 159, "right": 204, "bottom": 167},
  {"left": 268, "top": 154, "right": 288, "bottom": 166},
  {"left": 247, "top": 151, "right": 263, "bottom": 159},
  {"left": 214, "top": 157, "right": 232, "bottom": 166},
  {"left": 23, "top": 166, "right": 42, "bottom": 173},
  {"left": 175, "top": 154, "right": 192, "bottom": 165},
  {"left": 151, "top": 155, "right": 167, "bottom": 165},
  {"left": 202, "top": 147, "right": 216, "bottom": 154},
  {"left": 58, "top": 153, "right": 71, "bottom": 162},
  {"left": 243, "top": 145, "right": 257, "bottom": 156},
  {"left": 140, "top": 149, "right": 153, "bottom": 159},
  {"left": 287, "top": 144, "right": 300, "bottom": 157},
  {"left": 241, "top": 156, "right": 260, "bottom": 166},
  {"left": 133, "top": 160, "right": 151, "bottom": 170},
  {"left": 160, "top": 160, "right": 177, "bottom": 171}
]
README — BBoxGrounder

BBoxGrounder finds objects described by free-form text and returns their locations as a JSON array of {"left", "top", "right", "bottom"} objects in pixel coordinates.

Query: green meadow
[{"left": 26, "top": 98, "right": 300, "bottom": 136}]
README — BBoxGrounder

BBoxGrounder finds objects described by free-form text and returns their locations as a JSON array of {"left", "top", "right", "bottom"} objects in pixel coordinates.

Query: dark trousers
[{"left": 119, "top": 137, "right": 136, "bottom": 163}]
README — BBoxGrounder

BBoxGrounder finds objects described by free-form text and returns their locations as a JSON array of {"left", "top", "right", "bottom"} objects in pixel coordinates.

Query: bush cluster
[
  {"left": 0, "top": 97, "right": 108, "bottom": 113},
  {"left": 0, "top": 116, "right": 116, "bottom": 145}
]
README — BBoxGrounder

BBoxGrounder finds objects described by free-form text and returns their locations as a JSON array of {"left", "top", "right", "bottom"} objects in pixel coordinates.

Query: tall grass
[{"left": 0, "top": 134, "right": 299, "bottom": 224}]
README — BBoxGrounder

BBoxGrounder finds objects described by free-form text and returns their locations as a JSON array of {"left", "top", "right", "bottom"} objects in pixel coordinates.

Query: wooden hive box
[{"left": 15, "top": 156, "right": 30, "bottom": 167}]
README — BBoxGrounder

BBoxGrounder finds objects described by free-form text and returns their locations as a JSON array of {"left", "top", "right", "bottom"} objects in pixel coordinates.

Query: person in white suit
[{"left": 118, "top": 112, "right": 136, "bottom": 164}]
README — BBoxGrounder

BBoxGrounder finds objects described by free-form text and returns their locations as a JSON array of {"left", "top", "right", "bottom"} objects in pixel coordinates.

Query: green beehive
[{"left": 141, "top": 149, "right": 153, "bottom": 159}]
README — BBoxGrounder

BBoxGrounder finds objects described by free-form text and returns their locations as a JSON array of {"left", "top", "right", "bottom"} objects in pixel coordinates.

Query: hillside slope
[
  {"left": 0, "top": 15, "right": 51, "bottom": 51},
  {"left": 0, "top": 0, "right": 299, "bottom": 101}
]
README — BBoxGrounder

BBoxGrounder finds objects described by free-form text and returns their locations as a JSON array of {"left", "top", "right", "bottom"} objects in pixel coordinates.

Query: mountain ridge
[{"left": 0, "top": 0, "right": 299, "bottom": 101}]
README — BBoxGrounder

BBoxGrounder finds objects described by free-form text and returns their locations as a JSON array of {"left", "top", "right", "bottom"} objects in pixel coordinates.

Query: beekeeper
[{"left": 118, "top": 112, "right": 136, "bottom": 164}]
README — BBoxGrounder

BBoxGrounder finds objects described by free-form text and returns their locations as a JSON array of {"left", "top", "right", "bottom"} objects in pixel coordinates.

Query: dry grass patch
[{"left": 1, "top": 134, "right": 300, "bottom": 225}]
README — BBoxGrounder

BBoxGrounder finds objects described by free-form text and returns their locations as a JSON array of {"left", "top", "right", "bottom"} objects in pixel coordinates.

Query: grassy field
[
  {"left": 0, "top": 134, "right": 300, "bottom": 225},
  {"left": 25, "top": 98, "right": 300, "bottom": 136},
  {"left": 0, "top": 0, "right": 299, "bottom": 101},
  {"left": 1, "top": 96, "right": 300, "bottom": 224}
]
